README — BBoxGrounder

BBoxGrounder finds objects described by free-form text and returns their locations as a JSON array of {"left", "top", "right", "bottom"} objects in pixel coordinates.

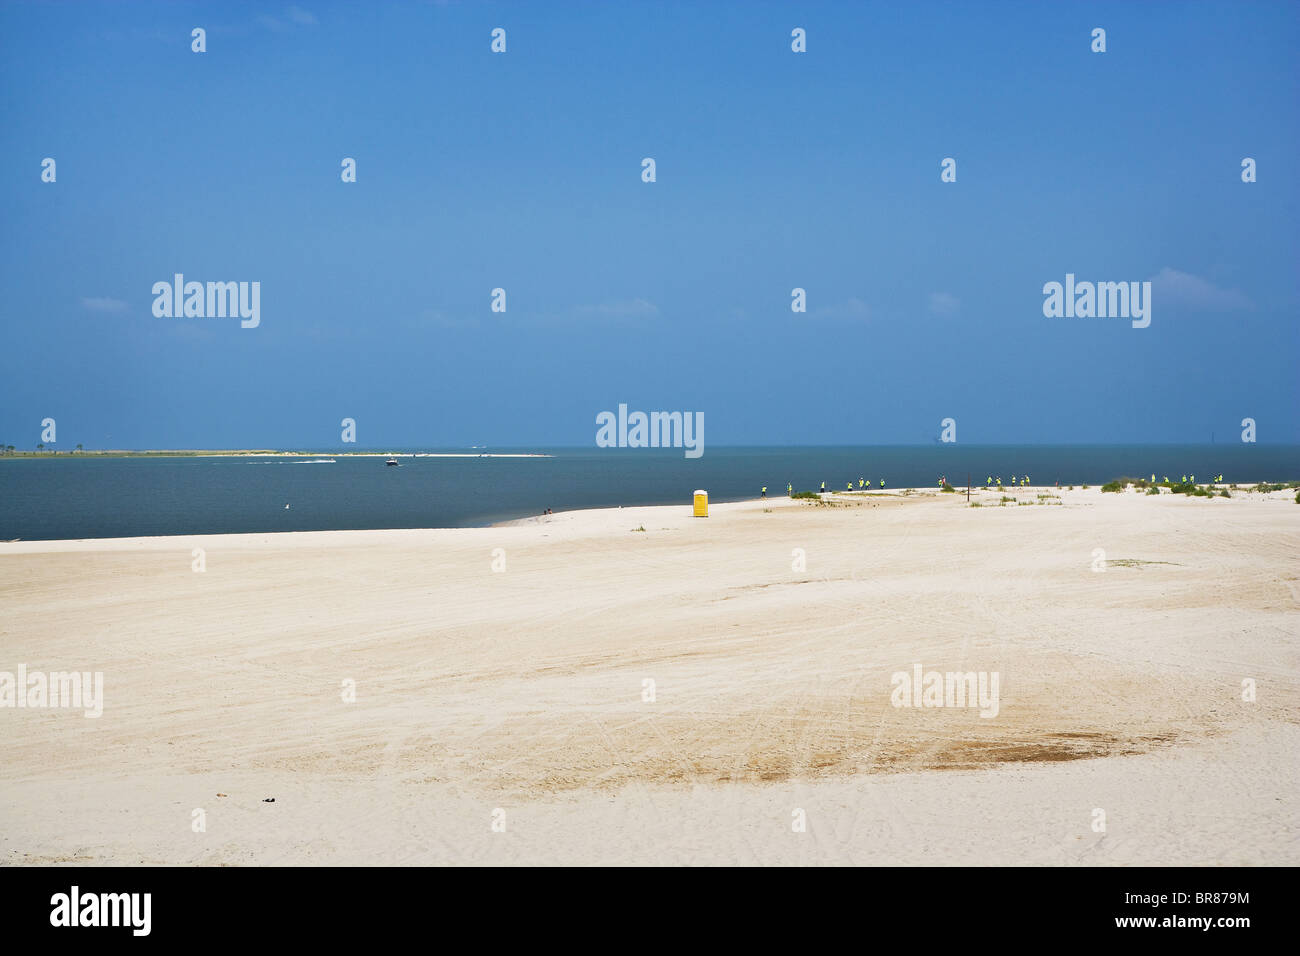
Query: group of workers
[
  {"left": 760, "top": 478, "right": 887, "bottom": 498},
  {"left": 979, "top": 475, "right": 1031, "bottom": 488}
]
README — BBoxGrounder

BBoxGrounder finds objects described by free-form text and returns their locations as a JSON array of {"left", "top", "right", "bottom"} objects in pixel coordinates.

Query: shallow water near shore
[{"left": 2, "top": 444, "right": 1297, "bottom": 541}]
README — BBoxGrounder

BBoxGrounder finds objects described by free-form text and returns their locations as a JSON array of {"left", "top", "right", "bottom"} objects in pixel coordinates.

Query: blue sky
[{"left": 1, "top": 1, "right": 1297, "bottom": 448}]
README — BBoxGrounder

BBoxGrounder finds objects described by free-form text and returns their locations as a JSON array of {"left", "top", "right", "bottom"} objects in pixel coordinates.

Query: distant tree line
[{"left": 1, "top": 443, "right": 84, "bottom": 454}]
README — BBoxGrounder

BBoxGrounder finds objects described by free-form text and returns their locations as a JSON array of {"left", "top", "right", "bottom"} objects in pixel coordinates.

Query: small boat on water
[{"left": 385, "top": 457, "right": 399, "bottom": 467}]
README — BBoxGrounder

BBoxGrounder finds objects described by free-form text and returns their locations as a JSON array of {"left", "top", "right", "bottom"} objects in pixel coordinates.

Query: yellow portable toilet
[{"left": 693, "top": 489, "right": 708, "bottom": 517}]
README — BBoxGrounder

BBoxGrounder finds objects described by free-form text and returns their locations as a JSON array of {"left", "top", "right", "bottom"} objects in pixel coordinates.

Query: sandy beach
[{"left": 2, "top": 484, "right": 1297, "bottom": 866}]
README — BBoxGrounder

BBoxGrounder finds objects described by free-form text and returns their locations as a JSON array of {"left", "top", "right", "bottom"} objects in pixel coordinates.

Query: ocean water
[{"left": 1, "top": 445, "right": 1297, "bottom": 542}]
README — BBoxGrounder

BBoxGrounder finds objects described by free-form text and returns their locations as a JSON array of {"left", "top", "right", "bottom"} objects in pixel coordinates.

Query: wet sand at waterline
[{"left": 2, "top": 485, "right": 1297, "bottom": 865}]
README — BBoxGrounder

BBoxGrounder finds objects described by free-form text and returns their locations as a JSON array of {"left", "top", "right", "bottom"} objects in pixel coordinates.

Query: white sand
[{"left": 1, "top": 485, "right": 1297, "bottom": 865}]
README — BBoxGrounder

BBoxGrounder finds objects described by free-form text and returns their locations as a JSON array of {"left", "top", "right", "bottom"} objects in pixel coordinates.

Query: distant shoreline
[{"left": 0, "top": 450, "right": 552, "bottom": 458}]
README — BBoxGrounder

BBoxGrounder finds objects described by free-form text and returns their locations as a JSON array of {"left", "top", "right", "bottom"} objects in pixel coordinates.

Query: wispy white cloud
[
  {"left": 1147, "top": 268, "right": 1253, "bottom": 311},
  {"left": 81, "top": 296, "right": 128, "bottom": 313},
  {"left": 928, "top": 292, "right": 960, "bottom": 316},
  {"left": 258, "top": 7, "right": 318, "bottom": 31}
]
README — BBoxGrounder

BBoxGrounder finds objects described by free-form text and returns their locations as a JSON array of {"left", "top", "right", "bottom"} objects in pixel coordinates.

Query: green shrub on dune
[{"left": 1167, "top": 483, "right": 1213, "bottom": 498}]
